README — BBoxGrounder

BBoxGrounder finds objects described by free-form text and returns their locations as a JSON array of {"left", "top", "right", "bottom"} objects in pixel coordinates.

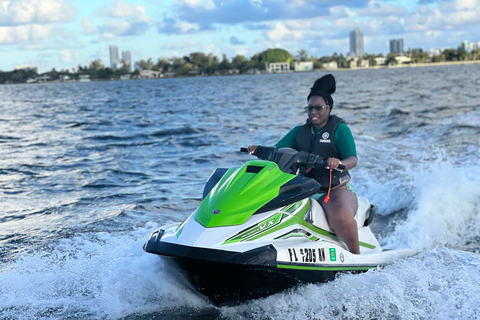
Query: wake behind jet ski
[{"left": 143, "top": 147, "right": 417, "bottom": 306}]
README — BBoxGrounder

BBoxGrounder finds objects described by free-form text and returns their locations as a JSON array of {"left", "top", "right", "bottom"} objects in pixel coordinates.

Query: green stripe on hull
[
  {"left": 277, "top": 264, "right": 376, "bottom": 271},
  {"left": 284, "top": 201, "right": 304, "bottom": 213},
  {"left": 281, "top": 233, "right": 304, "bottom": 238},
  {"left": 359, "top": 241, "right": 376, "bottom": 249}
]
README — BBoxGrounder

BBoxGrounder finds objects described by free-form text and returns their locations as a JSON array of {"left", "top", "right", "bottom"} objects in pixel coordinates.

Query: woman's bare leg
[{"left": 320, "top": 187, "right": 359, "bottom": 254}]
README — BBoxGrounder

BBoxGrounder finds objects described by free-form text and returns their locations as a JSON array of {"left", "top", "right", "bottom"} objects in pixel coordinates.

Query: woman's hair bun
[
  {"left": 312, "top": 74, "right": 336, "bottom": 95},
  {"left": 307, "top": 74, "right": 336, "bottom": 107}
]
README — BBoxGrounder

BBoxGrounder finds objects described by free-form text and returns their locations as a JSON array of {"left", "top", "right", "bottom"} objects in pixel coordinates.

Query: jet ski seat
[{"left": 306, "top": 196, "right": 373, "bottom": 232}]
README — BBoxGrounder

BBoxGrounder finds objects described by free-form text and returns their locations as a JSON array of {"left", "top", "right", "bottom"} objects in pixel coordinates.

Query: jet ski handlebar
[{"left": 240, "top": 146, "right": 345, "bottom": 173}]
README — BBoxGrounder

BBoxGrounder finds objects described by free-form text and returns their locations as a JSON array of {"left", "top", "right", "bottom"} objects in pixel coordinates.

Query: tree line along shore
[{"left": 2, "top": 46, "right": 479, "bottom": 85}]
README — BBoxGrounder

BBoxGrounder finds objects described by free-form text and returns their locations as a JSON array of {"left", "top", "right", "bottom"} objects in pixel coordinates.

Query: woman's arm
[{"left": 326, "top": 155, "right": 357, "bottom": 170}]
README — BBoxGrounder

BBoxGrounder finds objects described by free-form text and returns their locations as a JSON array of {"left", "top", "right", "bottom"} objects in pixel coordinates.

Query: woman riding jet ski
[
  {"left": 143, "top": 147, "right": 417, "bottom": 306},
  {"left": 249, "top": 74, "right": 360, "bottom": 254}
]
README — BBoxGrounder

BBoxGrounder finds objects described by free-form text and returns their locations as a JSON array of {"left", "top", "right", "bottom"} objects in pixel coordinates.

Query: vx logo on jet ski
[{"left": 259, "top": 218, "right": 276, "bottom": 230}]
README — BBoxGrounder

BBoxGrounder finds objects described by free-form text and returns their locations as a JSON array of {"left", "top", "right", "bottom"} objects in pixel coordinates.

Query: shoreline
[
  {"left": 2, "top": 60, "right": 480, "bottom": 85},
  {"left": 334, "top": 59, "right": 480, "bottom": 72}
]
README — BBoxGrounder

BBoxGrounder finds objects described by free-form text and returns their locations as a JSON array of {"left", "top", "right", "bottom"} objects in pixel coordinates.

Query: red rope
[{"left": 324, "top": 169, "right": 333, "bottom": 203}]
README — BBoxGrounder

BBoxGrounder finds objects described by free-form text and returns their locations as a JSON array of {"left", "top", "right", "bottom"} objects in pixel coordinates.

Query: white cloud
[
  {"left": 101, "top": 33, "right": 117, "bottom": 41},
  {"left": 329, "top": 6, "right": 349, "bottom": 19},
  {"left": 98, "top": 1, "right": 150, "bottom": 22},
  {"left": 0, "top": 0, "right": 76, "bottom": 26},
  {"left": 442, "top": 8, "right": 480, "bottom": 26},
  {"left": 173, "top": 19, "right": 200, "bottom": 33},
  {"left": 449, "top": 0, "right": 477, "bottom": 10},
  {"left": 249, "top": 0, "right": 262, "bottom": 8},
  {"left": 0, "top": 24, "right": 51, "bottom": 44},
  {"left": 266, "top": 22, "right": 304, "bottom": 42},
  {"left": 158, "top": 17, "right": 200, "bottom": 33},
  {"left": 315, "top": 37, "right": 348, "bottom": 52},
  {"left": 176, "top": 0, "right": 216, "bottom": 10},
  {"left": 331, "top": 17, "right": 354, "bottom": 29},
  {"left": 234, "top": 47, "right": 248, "bottom": 57},
  {"left": 60, "top": 50, "right": 79, "bottom": 63},
  {"left": 95, "top": 1, "right": 152, "bottom": 38},
  {"left": 404, "top": 1, "right": 480, "bottom": 33},
  {"left": 201, "top": 42, "right": 221, "bottom": 55},
  {"left": 285, "top": 19, "right": 312, "bottom": 31},
  {"left": 100, "top": 20, "right": 132, "bottom": 36},
  {"left": 30, "top": 23, "right": 52, "bottom": 38},
  {"left": 159, "top": 37, "right": 200, "bottom": 58},
  {"left": 290, "top": 0, "right": 307, "bottom": 4},
  {"left": 162, "top": 37, "right": 198, "bottom": 51},
  {"left": 160, "top": 36, "right": 223, "bottom": 58},
  {"left": 82, "top": 18, "right": 98, "bottom": 35},
  {"left": 358, "top": 2, "right": 407, "bottom": 17}
]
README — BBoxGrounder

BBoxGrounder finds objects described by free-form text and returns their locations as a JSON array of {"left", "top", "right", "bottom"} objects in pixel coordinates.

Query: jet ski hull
[
  {"left": 145, "top": 231, "right": 377, "bottom": 306},
  {"left": 161, "top": 255, "right": 340, "bottom": 306}
]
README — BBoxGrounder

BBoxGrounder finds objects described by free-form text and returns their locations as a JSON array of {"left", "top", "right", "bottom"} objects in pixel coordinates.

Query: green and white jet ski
[{"left": 143, "top": 147, "right": 416, "bottom": 306}]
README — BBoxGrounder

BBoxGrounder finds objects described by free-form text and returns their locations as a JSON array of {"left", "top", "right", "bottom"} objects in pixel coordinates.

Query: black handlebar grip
[{"left": 240, "top": 147, "right": 248, "bottom": 153}]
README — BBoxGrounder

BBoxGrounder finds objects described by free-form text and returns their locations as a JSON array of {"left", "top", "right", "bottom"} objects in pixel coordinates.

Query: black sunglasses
[{"left": 305, "top": 105, "right": 330, "bottom": 112}]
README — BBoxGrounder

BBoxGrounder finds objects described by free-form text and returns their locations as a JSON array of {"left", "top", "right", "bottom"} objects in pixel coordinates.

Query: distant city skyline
[
  {"left": 390, "top": 39, "right": 405, "bottom": 56},
  {"left": 109, "top": 45, "right": 119, "bottom": 69},
  {"left": 1, "top": 0, "right": 480, "bottom": 72},
  {"left": 107, "top": 45, "right": 132, "bottom": 71},
  {"left": 349, "top": 28, "right": 364, "bottom": 58},
  {"left": 122, "top": 50, "right": 132, "bottom": 72}
]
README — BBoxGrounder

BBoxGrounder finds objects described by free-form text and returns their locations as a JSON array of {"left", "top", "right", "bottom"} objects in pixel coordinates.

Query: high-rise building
[
  {"left": 460, "top": 40, "right": 476, "bottom": 52},
  {"left": 109, "top": 45, "right": 119, "bottom": 69},
  {"left": 389, "top": 39, "right": 404, "bottom": 55},
  {"left": 122, "top": 51, "right": 132, "bottom": 72},
  {"left": 349, "top": 28, "right": 364, "bottom": 57}
]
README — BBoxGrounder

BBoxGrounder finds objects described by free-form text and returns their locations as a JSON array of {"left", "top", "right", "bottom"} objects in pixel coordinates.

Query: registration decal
[
  {"left": 329, "top": 248, "right": 336, "bottom": 261},
  {"left": 286, "top": 248, "right": 326, "bottom": 263}
]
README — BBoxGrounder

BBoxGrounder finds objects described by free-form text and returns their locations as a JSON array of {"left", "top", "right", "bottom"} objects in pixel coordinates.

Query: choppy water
[{"left": 1, "top": 64, "right": 479, "bottom": 320}]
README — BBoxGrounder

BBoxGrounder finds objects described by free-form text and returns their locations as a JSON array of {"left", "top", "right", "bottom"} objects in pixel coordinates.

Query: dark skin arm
[
  {"left": 326, "top": 155, "right": 357, "bottom": 171},
  {"left": 248, "top": 145, "right": 357, "bottom": 171}
]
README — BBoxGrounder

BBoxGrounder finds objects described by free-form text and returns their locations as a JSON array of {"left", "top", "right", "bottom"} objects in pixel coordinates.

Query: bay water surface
[{"left": 1, "top": 64, "right": 479, "bottom": 319}]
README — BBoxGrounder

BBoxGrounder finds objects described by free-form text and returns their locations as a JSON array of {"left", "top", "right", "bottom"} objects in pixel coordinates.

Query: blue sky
[{"left": 1, "top": 0, "right": 479, "bottom": 72}]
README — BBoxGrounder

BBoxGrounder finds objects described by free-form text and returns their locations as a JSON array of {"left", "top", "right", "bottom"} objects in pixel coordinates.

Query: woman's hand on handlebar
[
  {"left": 326, "top": 157, "right": 343, "bottom": 170},
  {"left": 247, "top": 145, "right": 258, "bottom": 155}
]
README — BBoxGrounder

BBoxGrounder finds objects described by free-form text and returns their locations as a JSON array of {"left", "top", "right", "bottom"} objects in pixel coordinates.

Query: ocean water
[{"left": 0, "top": 64, "right": 479, "bottom": 320}]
